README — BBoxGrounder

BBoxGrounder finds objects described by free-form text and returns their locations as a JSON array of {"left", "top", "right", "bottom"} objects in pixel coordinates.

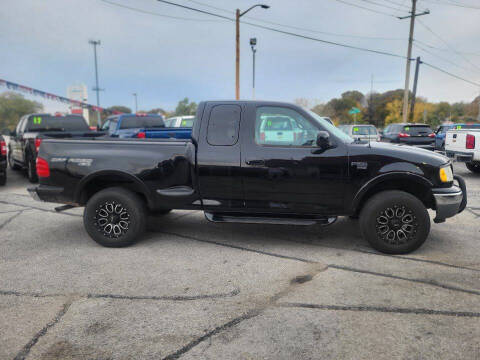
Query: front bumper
[
  {"left": 28, "top": 185, "right": 64, "bottom": 203},
  {"left": 432, "top": 175, "right": 467, "bottom": 223}
]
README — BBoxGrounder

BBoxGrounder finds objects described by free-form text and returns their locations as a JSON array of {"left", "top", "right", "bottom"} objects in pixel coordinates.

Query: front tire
[
  {"left": 466, "top": 161, "right": 480, "bottom": 174},
  {"left": 360, "top": 190, "right": 430, "bottom": 254},
  {"left": 8, "top": 150, "right": 21, "bottom": 170},
  {"left": 0, "top": 172, "right": 6, "bottom": 186},
  {"left": 83, "top": 187, "right": 147, "bottom": 247}
]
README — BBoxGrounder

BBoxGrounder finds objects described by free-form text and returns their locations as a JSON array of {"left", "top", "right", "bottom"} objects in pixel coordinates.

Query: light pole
[
  {"left": 250, "top": 38, "right": 257, "bottom": 99},
  {"left": 236, "top": 4, "right": 269, "bottom": 100},
  {"left": 133, "top": 93, "right": 138, "bottom": 113},
  {"left": 89, "top": 40, "right": 102, "bottom": 127}
]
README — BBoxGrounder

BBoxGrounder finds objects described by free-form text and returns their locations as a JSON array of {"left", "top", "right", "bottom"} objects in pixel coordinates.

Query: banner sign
[{"left": 0, "top": 78, "right": 106, "bottom": 113}]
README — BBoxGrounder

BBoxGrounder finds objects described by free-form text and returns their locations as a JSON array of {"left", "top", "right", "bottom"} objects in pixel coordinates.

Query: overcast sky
[{"left": 1, "top": 0, "right": 479, "bottom": 112}]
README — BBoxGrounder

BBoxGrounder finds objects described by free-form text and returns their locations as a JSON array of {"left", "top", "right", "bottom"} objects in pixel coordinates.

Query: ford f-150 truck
[
  {"left": 445, "top": 126, "right": 480, "bottom": 173},
  {"left": 8, "top": 113, "right": 100, "bottom": 182},
  {"left": 29, "top": 101, "right": 466, "bottom": 254}
]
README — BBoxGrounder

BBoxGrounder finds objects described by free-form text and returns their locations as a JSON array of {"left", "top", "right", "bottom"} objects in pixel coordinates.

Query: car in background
[
  {"left": 0, "top": 135, "right": 6, "bottom": 186},
  {"left": 382, "top": 123, "right": 435, "bottom": 150},
  {"left": 338, "top": 124, "right": 380, "bottom": 142},
  {"left": 7, "top": 113, "right": 97, "bottom": 182},
  {"left": 445, "top": 126, "right": 480, "bottom": 173},
  {"left": 435, "top": 123, "right": 480, "bottom": 151},
  {"left": 165, "top": 115, "right": 195, "bottom": 128},
  {"left": 258, "top": 115, "right": 304, "bottom": 145}
]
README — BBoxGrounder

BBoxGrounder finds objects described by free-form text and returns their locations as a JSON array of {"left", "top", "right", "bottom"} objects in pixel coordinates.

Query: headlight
[{"left": 439, "top": 166, "right": 453, "bottom": 183}]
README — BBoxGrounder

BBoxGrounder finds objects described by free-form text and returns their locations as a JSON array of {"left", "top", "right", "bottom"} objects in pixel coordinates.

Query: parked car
[
  {"left": 338, "top": 124, "right": 380, "bottom": 142},
  {"left": 165, "top": 115, "right": 195, "bottom": 128},
  {"left": 445, "top": 126, "right": 480, "bottom": 173},
  {"left": 29, "top": 100, "right": 465, "bottom": 254},
  {"left": 382, "top": 123, "right": 435, "bottom": 149},
  {"left": 7, "top": 113, "right": 99, "bottom": 182},
  {"left": 0, "top": 135, "right": 6, "bottom": 186},
  {"left": 435, "top": 123, "right": 480, "bottom": 151}
]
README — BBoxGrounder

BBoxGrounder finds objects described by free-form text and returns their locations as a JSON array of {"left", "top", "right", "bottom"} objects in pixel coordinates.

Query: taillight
[
  {"left": 35, "top": 138, "right": 42, "bottom": 153},
  {"left": 36, "top": 157, "right": 50, "bottom": 178},
  {"left": 260, "top": 132, "right": 265, "bottom": 142},
  {"left": 398, "top": 133, "right": 410, "bottom": 138},
  {"left": 89, "top": 126, "right": 97, "bottom": 131},
  {"left": 466, "top": 134, "right": 475, "bottom": 149},
  {"left": 0, "top": 141, "right": 6, "bottom": 156},
  {"left": 136, "top": 132, "right": 146, "bottom": 138},
  {"left": 428, "top": 133, "right": 435, "bottom": 138}
]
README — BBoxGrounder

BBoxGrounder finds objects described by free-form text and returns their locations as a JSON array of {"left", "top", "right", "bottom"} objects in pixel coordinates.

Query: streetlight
[
  {"left": 133, "top": 93, "right": 138, "bottom": 113},
  {"left": 89, "top": 39, "right": 102, "bottom": 127},
  {"left": 236, "top": 4, "right": 269, "bottom": 100},
  {"left": 250, "top": 38, "right": 257, "bottom": 99}
]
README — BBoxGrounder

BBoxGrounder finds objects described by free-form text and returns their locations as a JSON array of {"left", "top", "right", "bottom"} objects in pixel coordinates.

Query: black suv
[{"left": 382, "top": 123, "right": 435, "bottom": 150}]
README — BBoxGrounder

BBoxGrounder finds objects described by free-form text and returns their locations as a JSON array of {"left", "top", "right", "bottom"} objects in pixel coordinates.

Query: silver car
[{"left": 339, "top": 124, "right": 380, "bottom": 142}]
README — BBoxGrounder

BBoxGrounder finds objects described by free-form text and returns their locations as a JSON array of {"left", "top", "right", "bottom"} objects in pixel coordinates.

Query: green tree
[
  {"left": 147, "top": 108, "right": 168, "bottom": 116},
  {"left": 0, "top": 92, "right": 43, "bottom": 131},
  {"left": 174, "top": 98, "right": 197, "bottom": 116},
  {"left": 107, "top": 105, "right": 132, "bottom": 114}
]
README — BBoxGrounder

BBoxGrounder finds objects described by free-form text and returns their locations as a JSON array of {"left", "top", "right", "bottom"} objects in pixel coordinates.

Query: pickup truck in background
[
  {"left": 102, "top": 113, "right": 191, "bottom": 139},
  {"left": 435, "top": 123, "right": 480, "bottom": 151},
  {"left": 165, "top": 115, "right": 195, "bottom": 128},
  {"left": 0, "top": 135, "right": 6, "bottom": 186},
  {"left": 29, "top": 100, "right": 466, "bottom": 254},
  {"left": 445, "top": 127, "right": 480, "bottom": 173},
  {"left": 7, "top": 113, "right": 101, "bottom": 182}
]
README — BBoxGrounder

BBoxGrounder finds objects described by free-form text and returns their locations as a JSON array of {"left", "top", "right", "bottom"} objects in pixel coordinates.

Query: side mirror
[{"left": 316, "top": 131, "right": 332, "bottom": 149}]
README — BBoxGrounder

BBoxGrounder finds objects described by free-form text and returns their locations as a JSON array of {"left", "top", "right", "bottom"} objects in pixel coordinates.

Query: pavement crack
[
  {"left": 278, "top": 302, "right": 480, "bottom": 318},
  {"left": 87, "top": 288, "right": 240, "bottom": 301},
  {"left": 13, "top": 298, "right": 74, "bottom": 360},
  {"left": 0, "top": 210, "right": 25, "bottom": 232},
  {"left": 0, "top": 200, "right": 81, "bottom": 217}
]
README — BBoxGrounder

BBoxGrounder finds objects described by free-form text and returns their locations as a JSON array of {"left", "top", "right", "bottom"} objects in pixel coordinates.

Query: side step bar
[{"left": 204, "top": 212, "right": 337, "bottom": 226}]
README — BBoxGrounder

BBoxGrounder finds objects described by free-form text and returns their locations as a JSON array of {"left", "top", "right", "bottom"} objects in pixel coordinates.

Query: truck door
[
  {"left": 196, "top": 103, "right": 244, "bottom": 211},
  {"left": 241, "top": 104, "right": 348, "bottom": 215}
]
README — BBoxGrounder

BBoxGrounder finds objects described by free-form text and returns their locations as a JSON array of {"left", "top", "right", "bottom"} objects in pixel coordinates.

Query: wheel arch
[
  {"left": 352, "top": 172, "right": 434, "bottom": 215},
  {"left": 75, "top": 170, "right": 153, "bottom": 209}
]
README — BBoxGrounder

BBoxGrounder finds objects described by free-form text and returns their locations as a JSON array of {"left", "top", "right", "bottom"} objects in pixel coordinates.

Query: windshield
[
  {"left": 26, "top": 115, "right": 89, "bottom": 132},
  {"left": 119, "top": 116, "right": 165, "bottom": 129},
  {"left": 352, "top": 125, "right": 377, "bottom": 135},
  {"left": 307, "top": 110, "right": 353, "bottom": 143}
]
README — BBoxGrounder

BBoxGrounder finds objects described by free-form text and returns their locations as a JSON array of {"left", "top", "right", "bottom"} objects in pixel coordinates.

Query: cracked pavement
[{"left": 0, "top": 163, "right": 479, "bottom": 359}]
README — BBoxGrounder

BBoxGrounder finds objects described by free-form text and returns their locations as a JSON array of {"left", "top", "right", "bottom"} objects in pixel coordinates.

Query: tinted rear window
[
  {"left": 403, "top": 126, "right": 433, "bottom": 135},
  {"left": 207, "top": 104, "right": 241, "bottom": 146},
  {"left": 119, "top": 116, "right": 165, "bottom": 129},
  {"left": 26, "top": 115, "right": 89, "bottom": 131}
]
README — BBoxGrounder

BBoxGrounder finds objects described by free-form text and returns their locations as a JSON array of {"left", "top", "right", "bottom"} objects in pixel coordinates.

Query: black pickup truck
[{"left": 29, "top": 101, "right": 466, "bottom": 254}]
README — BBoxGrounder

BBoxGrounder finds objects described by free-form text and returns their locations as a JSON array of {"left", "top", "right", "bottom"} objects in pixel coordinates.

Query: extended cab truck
[
  {"left": 0, "top": 135, "right": 6, "bottom": 186},
  {"left": 445, "top": 127, "right": 480, "bottom": 173},
  {"left": 7, "top": 113, "right": 99, "bottom": 183},
  {"left": 29, "top": 101, "right": 466, "bottom": 254}
]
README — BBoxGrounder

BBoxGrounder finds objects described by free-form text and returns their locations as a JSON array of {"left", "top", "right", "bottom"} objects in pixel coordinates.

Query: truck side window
[
  {"left": 207, "top": 105, "right": 241, "bottom": 146},
  {"left": 255, "top": 106, "right": 320, "bottom": 147}
]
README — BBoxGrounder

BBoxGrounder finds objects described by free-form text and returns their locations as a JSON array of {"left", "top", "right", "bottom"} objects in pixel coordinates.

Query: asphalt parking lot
[{"left": 0, "top": 163, "right": 479, "bottom": 360}]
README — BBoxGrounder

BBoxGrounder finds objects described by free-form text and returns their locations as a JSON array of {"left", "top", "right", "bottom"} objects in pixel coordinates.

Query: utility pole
[
  {"left": 398, "top": 1, "right": 429, "bottom": 123},
  {"left": 89, "top": 40, "right": 102, "bottom": 127},
  {"left": 409, "top": 57, "right": 422, "bottom": 121},
  {"left": 133, "top": 93, "right": 138, "bottom": 113},
  {"left": 370, "top": 74, "right": 374, "bottom": 126},
  {"left": 250, "top": 38, "right": 257, "bottom": 99},
  {"left": 235, "top": 4, "right": 269, "bottom": 100}
]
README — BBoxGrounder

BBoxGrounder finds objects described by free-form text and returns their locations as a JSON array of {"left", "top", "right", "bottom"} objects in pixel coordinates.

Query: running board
[{"left": 204, "top": 212, "right": 337, "bottom": 226}]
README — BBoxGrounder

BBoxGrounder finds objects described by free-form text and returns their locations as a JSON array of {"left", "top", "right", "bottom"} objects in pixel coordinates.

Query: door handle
[{"left": 246, "top": 159, "right": 265, "bottom": 166}]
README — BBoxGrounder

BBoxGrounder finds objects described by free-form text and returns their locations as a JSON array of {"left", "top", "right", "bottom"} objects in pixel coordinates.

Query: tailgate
[{"left": 445, "top": 131, "right": 467, "bottom": 152}]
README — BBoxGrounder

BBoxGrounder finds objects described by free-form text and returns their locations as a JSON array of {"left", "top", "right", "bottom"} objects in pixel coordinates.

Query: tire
[
  {"left": 359, "top": 190, "right": 430, "bottom": 254},
  {"left": 466, "top": 161, "right": 480, "bottom": 174},
  {"left": 26, "top": 154, "right": 38, "bottom": 183},
  {"left": 8, "top": 150, "right": 21, "bottom": 170},
  {"left": 0, "top": 172, "right": 6, "bottom": 186},
  {"left": 83, "top": 187, "right": 147, "bottom": 247}
]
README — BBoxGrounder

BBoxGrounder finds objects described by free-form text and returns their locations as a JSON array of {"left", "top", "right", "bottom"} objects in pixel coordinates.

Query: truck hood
[{"left": 353, "top": 141, "right": 449, "bottom": 167}]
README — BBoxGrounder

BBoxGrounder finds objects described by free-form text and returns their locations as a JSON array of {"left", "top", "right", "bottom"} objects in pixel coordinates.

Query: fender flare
[
  {"left": 352, "top": 172, "right": 433, "bottom": 212},
  {"left": 74, "top": 169, "right": 153, "bottom": 207}
]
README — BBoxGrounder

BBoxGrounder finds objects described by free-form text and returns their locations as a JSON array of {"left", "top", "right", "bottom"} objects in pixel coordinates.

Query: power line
[
  {"left": 414, "top": 39, "right": 480, "bottom": 56},
  {"left": 417, "top": 19, "right": 480, "bottom": 72},
  {"left": 422, "top": 61, "right": 480, "bottom": 86},
  {"left": 155, "top": 0, "right": 408, "bottom": 58},
  {"left": 420, "top": 0, "right": 480, "bottom": 9},
  {"left": 356, "top": 0, "right": 410, "bottom": 11},
  {"left": 413, "top": 42, "right": 475, "bottom": 73},
  {"left": 330, "top": 0, "right": 398, "bottom": 17},
  {"left": 184, "top": 0, "right": 405, "bottom": 40}
]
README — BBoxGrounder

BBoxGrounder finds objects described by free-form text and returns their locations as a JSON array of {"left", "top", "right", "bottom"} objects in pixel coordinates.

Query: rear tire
[
  {"left": 360, "top": 190, "right": 430, "bottom": 254},
  {"left": 466, "top": 161, "right": 480, "bottom": 174},
  {"left": 0, "top": 172, "right": 6, "bottom": 186},
  {"left": 84, "top": 187, "right": 147, "bottom": 247},
  {"left": 8, "top": 150, "right": 21, "bottom": 170},
  {"left": 26, "top": 154, "right": 38, "bottom": 183}
]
